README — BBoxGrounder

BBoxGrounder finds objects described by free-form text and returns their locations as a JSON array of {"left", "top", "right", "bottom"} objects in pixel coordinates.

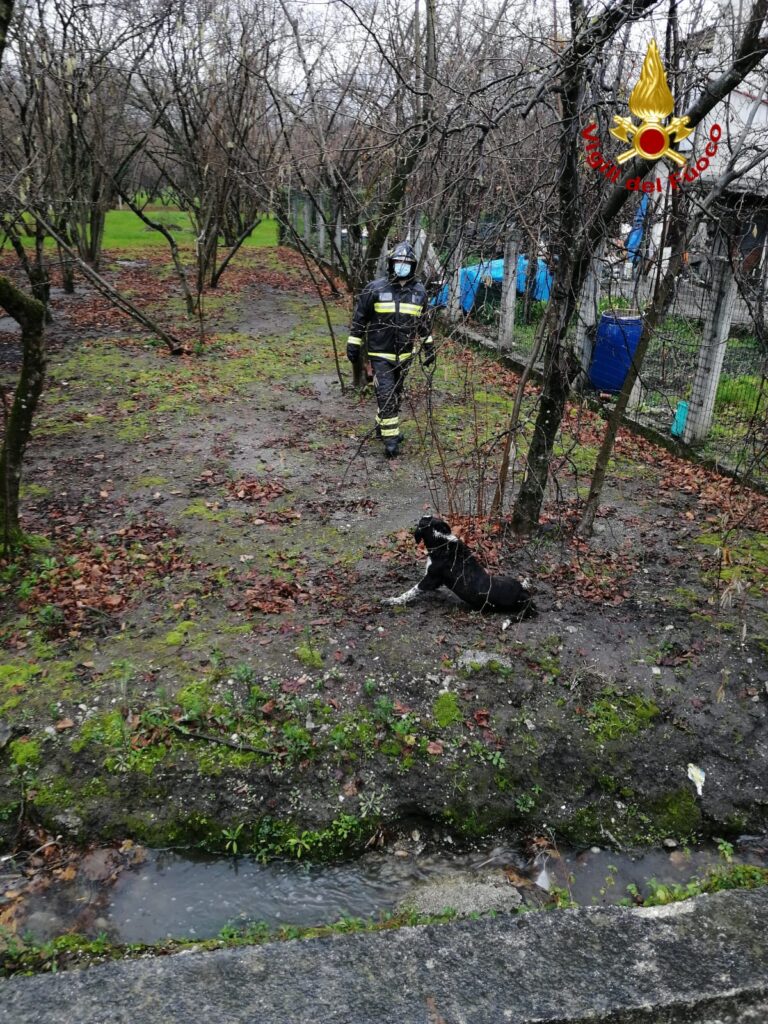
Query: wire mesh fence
[{"left": 445, "top": 248, "right": 768, "bottom": 489}]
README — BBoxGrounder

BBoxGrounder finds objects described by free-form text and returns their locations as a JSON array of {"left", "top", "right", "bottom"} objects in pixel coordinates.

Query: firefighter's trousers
[{"left": 370, "top": 356, "right": 411, "bottom": 448}]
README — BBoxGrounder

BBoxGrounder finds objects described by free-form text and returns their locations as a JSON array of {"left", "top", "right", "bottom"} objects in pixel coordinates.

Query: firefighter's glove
[
  {"left": 346, "top": 342, "right": 361, "bottom": 364},
  {"left": 422, "top": 345, "right": 436, "bottom": 369}
]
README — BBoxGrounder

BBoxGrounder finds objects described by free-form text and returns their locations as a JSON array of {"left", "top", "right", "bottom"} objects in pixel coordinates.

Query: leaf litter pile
[{"left": 2, "top": 519, "right": 190, "bottom": 644}]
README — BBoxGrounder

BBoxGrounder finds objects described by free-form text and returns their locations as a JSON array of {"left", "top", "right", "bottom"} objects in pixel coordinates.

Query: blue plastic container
[{"left": 588, "top": 310, "right": 643, "bottom": 393}]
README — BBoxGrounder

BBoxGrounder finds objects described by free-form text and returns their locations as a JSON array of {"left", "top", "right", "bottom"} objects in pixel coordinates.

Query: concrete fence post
[
  {"left": 304, "top": 196, "right": 313, "bottom": 245},
  {"left": 682, "top": 229, "right": 737, "bottom": 444},
  {"left": 316, "top": 203, "right": 326, "bottom": 258},
  {"left": 573, "top": 244, "right": 604, "bottom": 383},
  {"left": 448, "top": 243, "right": 464, "bottom": 323},
  {"left": 415, "top": 228, "right": 441, "bottom": 281},
  {"left": 334, "top": 210, "right": 343, "bottom": 265},
  {"left": 498, "top": 232, "right": 520, "bottom": 351}
]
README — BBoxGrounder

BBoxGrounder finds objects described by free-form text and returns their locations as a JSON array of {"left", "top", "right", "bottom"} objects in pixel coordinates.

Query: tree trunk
[
  {"left": 59, "top": 243, "right": 76, "bottom": 294},
  {"left": 7, "top": 224, "right": 50, "bottom": 313},
  {"left": 577, "top": 262, "right": 680, "bottom": 538},
  {"left": 87, "top": 204, "right": 107, "bottom": 270},
  {"left": 0, "top": 0, "right": 13, "bottom": 64},
  {"left": 0, "top": 276, "right": 45, "bottom": 552},
  {"left": 511, "top": 334, "right": 573, "bottom": 532}
]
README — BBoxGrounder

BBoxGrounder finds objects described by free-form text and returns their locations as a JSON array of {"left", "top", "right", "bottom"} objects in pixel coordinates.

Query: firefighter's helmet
[{"left": 387, "top": 241, "right": 417, "bottom": 280}]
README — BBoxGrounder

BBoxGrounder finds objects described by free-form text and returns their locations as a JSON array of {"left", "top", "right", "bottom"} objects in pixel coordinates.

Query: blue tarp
[
  {"left": 626, "top": 195, "right": 650, "bottom": 265},
  {"left": 434, "top": 256, "right": 552, "bottom": 313}
]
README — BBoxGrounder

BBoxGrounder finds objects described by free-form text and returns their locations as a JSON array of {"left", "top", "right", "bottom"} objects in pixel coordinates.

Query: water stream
[{"left": 9, "top": 836, "right": 766, "bottom": 946}]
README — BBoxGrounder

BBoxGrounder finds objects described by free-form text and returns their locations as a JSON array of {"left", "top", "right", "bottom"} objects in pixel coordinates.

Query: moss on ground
[{"left": 583, "top": 689, "right": 660, "bottom": 744}]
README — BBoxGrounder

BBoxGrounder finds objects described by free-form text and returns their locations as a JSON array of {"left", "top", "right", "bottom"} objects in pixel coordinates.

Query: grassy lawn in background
[
  {"left": 0, "top": 207, "right": 279, "bottom": 253},
  {"left": 102, "top": 207, "right": 279, "bottom": 250}
]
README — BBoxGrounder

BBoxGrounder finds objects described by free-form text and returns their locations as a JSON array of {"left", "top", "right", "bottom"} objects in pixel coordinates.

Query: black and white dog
[{"left": 382, "top": 515, "right": 536, "bottom": 615}]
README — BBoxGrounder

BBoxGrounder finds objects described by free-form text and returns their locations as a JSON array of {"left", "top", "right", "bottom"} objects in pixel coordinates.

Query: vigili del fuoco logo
[{"left": 581, "top": 40, "right": 722, "bottom": 192}]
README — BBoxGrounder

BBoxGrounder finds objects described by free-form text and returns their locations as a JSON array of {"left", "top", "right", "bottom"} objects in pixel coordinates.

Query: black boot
[{"left": 384, "top": 439, "right": 400, "bottom": 459}]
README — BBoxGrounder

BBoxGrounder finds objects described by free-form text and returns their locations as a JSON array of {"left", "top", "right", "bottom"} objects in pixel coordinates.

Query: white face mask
[{"left": 393, "top": 261, "right": 412, "bottom": 278}]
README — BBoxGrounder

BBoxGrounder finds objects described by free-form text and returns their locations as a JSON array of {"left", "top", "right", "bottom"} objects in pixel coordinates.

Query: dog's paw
[{"left": 380, "top": 596, "right": 397, "bottom": 606}]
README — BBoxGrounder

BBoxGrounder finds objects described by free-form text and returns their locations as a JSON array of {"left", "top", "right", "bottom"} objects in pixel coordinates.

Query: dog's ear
[{"left": 417, "top": 514, "right": 434, "bottom": 528}]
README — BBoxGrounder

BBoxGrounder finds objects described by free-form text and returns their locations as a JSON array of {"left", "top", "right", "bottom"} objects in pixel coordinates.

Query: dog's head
[{"left": 414, "top": 514, "right": 453, "bottom": 548}]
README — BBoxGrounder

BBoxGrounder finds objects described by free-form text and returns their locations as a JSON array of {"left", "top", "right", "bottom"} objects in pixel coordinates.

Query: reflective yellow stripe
[
  {"left": 373, "top": 302, "right": 396, "bottom": 313},
  {"left": 381, "top": 427, "right": 400, "bottom": 437},
  {"left": 378, "top": 416, "right": 399, "bottom": 426},
  {"left": 368, "top": 351, "right": 413, "bottom": 363},
  {"left": 347, "top": 336, "right": 362, "bottom": 346},
  {"left": 399, "top": 303, "right": 423, "bottom": 316}
]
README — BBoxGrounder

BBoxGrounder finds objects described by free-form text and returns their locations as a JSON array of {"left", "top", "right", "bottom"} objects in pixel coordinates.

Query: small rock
[
  {"left": 23, "top": 910, "right": 64, "bottom": 942},
  {"left": 398, "top": 871, "right": 523, "bottom": 918},
  {"left": 50, "top": 811, "right": 83, "bottom": 833},
  {"left": 663, "top": 838, "right": 678, "bottom": 850},
  {"left": 456, "top": 650, "right": 512, "bottom": 672}
]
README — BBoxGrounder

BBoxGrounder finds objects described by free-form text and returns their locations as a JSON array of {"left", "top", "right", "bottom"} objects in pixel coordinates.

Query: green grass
[
  {"left": 1, "top": 208, "right": 279, "bottom": 253},
  {"left": 715, "top": 374, "right": 766, "bottom": 417},
  {"left": 104, "top": 208, "right": 279, "bottom": 250}
]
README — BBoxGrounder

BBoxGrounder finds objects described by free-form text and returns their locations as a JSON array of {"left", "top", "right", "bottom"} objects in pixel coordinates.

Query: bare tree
[
  {"left": 0, "top": 0, "right": 46, "bottom": 552},
  {"left": 131, "top": 0, "right": 279, "bottom": 297}
]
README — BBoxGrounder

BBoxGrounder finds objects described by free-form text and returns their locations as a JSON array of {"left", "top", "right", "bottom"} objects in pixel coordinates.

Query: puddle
[{"left": 5, "top": 837, "right": 767, "bottom": 945}]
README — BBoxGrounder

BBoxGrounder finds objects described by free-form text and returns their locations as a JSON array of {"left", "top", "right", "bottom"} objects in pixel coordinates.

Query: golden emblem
[{"left": 610, "top": 40, "right": 692, "bottom": 166}]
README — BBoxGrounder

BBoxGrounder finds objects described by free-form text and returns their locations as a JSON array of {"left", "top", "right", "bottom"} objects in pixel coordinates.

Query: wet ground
[
  {"left": 1, "top": 246, "right": 767, "bottom": 873},
  {"left": 6, "top": 835, "right": 767, "bottom": 946}
]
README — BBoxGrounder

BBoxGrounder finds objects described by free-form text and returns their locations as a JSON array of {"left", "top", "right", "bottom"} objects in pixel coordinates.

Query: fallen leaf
[
  {"left": 55, "top": 718, "right": 74, "bottom": 731},
  {"left": 426, "top": 740, "right": 444, "bottom": 755}
]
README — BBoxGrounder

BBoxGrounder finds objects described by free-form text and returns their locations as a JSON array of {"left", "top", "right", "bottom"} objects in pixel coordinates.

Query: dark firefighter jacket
[{"left": 347, "top": 276, "right": 433, "bottom": 363}]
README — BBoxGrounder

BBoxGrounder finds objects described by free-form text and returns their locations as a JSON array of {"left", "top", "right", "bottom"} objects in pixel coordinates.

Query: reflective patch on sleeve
[{"left": 347, "top": 336, "right": 362, "bottom": 346}]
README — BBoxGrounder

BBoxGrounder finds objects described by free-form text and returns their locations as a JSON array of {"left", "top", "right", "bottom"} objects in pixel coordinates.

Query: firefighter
[{"left": 346, "top": 241, "right": 435, "bottom": 458}]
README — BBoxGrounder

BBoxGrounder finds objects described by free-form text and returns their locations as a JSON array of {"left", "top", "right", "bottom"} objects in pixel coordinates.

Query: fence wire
[{"left": 454, "top": 252, "right": 768, "bottom": 490}]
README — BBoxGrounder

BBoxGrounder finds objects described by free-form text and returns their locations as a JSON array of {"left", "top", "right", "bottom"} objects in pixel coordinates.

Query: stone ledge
[{"left": 2, "top": 887, "right": 767, "bottom": 1024}]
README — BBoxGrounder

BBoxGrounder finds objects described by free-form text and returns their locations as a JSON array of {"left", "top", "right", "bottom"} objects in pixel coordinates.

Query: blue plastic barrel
[{"left": 588, "top": 310, "right": 643, "bottom": 392}]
